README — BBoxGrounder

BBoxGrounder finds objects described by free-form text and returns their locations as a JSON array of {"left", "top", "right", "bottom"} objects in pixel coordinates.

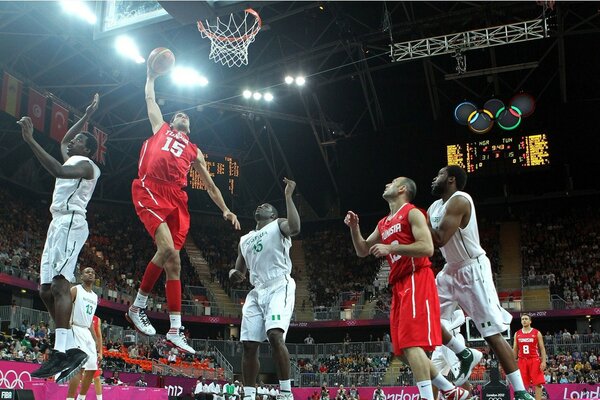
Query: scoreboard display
[
  {"left": 189, "top": 153, "right": 239, "bottom": 195},
  {"left": 447, "top": 134, "right": 550, "bottom": 175}
]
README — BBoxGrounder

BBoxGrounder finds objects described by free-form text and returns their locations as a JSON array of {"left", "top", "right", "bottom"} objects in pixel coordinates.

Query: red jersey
[
  {"left": 516, "top": 328, "right": 540, "bottom": 359},
  {"left": 377, "top": 203, "right": 432, "bottom": 285},
  {"left": 138, "top": 122, "right": 198, "bottom": 188}
]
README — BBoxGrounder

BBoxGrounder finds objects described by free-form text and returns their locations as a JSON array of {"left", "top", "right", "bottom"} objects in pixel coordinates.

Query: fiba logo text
[
  {"left": 386, "top": 392, "right": 420, "bottom": 400},
  {"left": 165, "top": 385, "right": 183, "bottom": 396}
]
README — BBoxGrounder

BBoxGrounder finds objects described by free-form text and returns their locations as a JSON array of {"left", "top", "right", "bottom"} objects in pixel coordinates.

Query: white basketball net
[{"left": 197, "top": 8, "right": 261, "bottom": 68}]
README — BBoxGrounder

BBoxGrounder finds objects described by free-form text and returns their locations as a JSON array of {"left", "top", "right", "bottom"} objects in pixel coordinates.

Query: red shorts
[
  {"left": 132, "top": 178, "right": 190, "bottom": 250},
  {"left": 94, "top": 367, "right": 102, "bottom": 378},
  {"left": 518, "top": 357, "right": 545, "bottom": 385},
  {"left": 390, "top": 267, "right": 441, "bottom": 355}
]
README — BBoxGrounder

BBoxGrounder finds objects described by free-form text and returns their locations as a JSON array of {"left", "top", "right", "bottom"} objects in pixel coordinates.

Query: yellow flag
[{"left": 0, "top": 72, "right": 22, "bottom": 117}]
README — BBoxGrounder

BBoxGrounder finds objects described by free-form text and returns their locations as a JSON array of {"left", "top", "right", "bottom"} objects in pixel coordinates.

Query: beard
[{"left": 431, "top": 182, "right": 445, "bottom": 197}]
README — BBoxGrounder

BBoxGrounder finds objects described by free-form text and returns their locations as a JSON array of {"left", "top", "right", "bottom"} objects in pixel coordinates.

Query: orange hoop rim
[{"left": 197, "top": 8, "right": 262, "bottom": 43}]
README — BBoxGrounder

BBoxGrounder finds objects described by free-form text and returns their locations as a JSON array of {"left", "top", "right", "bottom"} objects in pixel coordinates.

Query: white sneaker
[
  {"left": 166, "top": 327, "right": 196, "bottom": 354},
  {"left": 440, "top": 386, "right": 470, "bottom": 400},
  {"left": 125, "top": 307, "right": 156, "bottom": 336}
]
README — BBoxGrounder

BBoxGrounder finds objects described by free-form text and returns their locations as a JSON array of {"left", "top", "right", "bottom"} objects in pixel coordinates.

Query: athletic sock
[
  {"left": 432, "top": 373, "right": 454, "bottom": 391},
  {"left": 65, "top": 328, "right": 75, "bottom": 350},
  {"left": 168, "top": 314, "right": 182, "bottom": 333},
  {"left": 132, "top": 292, "right": 149, "bottom": 310},
  {"left": 244, "top": 387, "right": 257, "bottom": 399},
  {"left": 507, "top": 370, "right": 526, "bottom": 391},
  {"left": 139, "top": 261, "right": 163, "bottom": 294},
  {"left": 54, "top": 328, "right": 68, "bottom": 353},
  {"left": 77, "top": 395, "right": 87, "bottom": 400},
  {"left": 96, "top": 395, "right": 102, "bottom": 400},
  {"left": 416, "top": 380, "right": 434, "bottom": 400},
  {"left": 166, "top": 279, "right": 182, "bottom": 313},
  {"left": 279, "top": 379, "right": 291, "bottom": 392},
  {"left": 446, "top": 336, "right": 467, "bottom": 354}
]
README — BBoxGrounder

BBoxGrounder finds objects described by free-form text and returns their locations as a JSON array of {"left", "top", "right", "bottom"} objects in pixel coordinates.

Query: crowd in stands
[
  {"left": 298, "top": 353, "right": 389, "bottom": 375},
  {"left": 520, "top": 204, "right": 600, "bottom": 308},
  {"left": 303, "top": 226, "right": 380, "bottom": 307}
]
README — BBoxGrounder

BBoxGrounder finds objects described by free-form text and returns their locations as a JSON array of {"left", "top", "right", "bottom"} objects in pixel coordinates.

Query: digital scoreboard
[
  {"left": 189, "top": 153, "right": 239, "bottom": 195},
  {"left": 447, "top": 134, "right": 550, "bottom": 175}
]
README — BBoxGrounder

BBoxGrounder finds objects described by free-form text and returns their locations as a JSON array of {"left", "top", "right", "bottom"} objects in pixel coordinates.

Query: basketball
[{"left": 147, "top": 47, "right": 175, "bottom": 75}]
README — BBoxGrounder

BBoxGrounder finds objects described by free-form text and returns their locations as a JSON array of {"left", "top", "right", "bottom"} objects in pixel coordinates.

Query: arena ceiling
[{"left": 0, "top": 1, "right": 599, "bottom": 219}]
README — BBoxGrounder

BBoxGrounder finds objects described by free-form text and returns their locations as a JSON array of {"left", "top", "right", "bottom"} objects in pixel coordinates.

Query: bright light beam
[
  {"left": 115, "top": 36, "right": 145, "bottom": 64},
  {"left": 171, "top": 67, "right": 209, "bottom": 87},
  {"left": 60, "top": 1, "right": 97, "bottom": 24}
]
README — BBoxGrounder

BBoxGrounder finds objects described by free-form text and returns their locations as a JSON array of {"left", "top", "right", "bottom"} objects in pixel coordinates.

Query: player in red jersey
[
  {"left": 513, "top": 314, "right": 547, "bottom": 400},
  {"left": 345, "top": 177, "right": 469, "bottom": 400},
  {"left": 127, "top": 66, "right": 240, "bottom": 353}
]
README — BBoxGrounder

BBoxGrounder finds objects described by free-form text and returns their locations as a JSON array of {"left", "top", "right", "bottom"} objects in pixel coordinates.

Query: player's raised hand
[
  {"left": 17, "top": 117, "right": 34, "bottom": 142},
  {"left": 369, "top": 243, "right": 391, "bottom": 258},
  {"left": 229, "top": 268, "right": 246, "bottom": 285},
  {"left": 85, "top": 93, "right": 99, "bottom": 117},
  {"left": 283, "top": 177, "right": 296, "bottom": 197},
  {"left": 147, "top": 65, "right": 159, "bottom": 80},
  {"left": 344, "top": 211, "right": 359, "bottom": 228},
  {"left": 224, "top": 210, "right": 241, "bottom": 230}
]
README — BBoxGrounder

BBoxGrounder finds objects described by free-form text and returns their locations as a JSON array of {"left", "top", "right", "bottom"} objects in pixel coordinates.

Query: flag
[
  {"left": 27, "top": 88, "right": 47, "bottom": 132},
  {"left": 0, "top": 72, "right": 23, "bottom": 117},
  {"left": 50, "top": 101, "right": 69, "bottom": 142},
  {"left": 93, "top": 126, "right": 108, "bottom": 165}
]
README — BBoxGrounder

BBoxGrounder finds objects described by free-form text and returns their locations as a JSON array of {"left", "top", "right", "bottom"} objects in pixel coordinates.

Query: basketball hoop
[{"left": 197, "top": 8, "right": 261, "bottom": 68}]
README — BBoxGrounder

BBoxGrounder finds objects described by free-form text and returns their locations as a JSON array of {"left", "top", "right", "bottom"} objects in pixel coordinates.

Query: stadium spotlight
[
  {"left": 171, "top": 66, "right": 209, "bottom": 86},
  {"left": 242, "top": 90, "right": 252, "bottom": 99},
  {"left": 295, "top": 76, "right": 306, "bottom": 86},
  {"left": 284, "top": 76, "right": 294, "bottom": 85},
  {"left": 115, "top": 36, "right": 145, "bottom": 64},
  {"left": 60, "top": 0, "right": 97, "bottom": 24},
  {"left": 264, "top": 92, "right": 274, "bottom": 102},
  {"left": 253, "top": 92, "right": 262, "bottom": 100}
]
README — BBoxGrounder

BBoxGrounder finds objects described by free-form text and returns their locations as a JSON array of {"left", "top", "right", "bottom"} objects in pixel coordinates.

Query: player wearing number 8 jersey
[
  {"left": 128, "top": 65, "right": 240, "bottom": 354},
  {"left": 514, "top": 314, "right": 547, "bottom": 400}
]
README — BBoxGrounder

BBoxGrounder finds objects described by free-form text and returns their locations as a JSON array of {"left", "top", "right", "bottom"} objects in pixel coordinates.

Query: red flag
[
  {"left": 50, "top": 101, "right": 69, "bottom": 142},
  {"left": 93, "top": 126, "right": 108, "bottom": 165},
  {"left": 27, "top": 88, "right": 47, "bottom": 132},
  {"left": 0, "top": 72, "right": 23, "bottom": 117}
]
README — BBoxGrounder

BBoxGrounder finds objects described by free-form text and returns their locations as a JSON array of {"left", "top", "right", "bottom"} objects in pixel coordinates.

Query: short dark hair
[
  {"left": 81, "top": 131, "right": 98, "bottom": 159},
  {"left": 521, "top": 313, "right": 531, "bottom": 319},
  {"left": 446, "top": 165, "right": 467, "bottom": 190},
  {"left": 401, "top": 177, "right": 417, "bottom": 202}
]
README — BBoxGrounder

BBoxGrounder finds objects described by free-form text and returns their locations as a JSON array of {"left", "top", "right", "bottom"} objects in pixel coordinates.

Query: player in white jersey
[
  {"left": 229, "top": 178, "right": 300, "bottom": 400},
  {"left": 18, "top": 94, "right": 100, "bottom": 381},
  {"left": 428, "top": 165, "right": 533, "bottom": 400},
  {"left": 66, "top": 267, "right": 101, "bottom": 400}
]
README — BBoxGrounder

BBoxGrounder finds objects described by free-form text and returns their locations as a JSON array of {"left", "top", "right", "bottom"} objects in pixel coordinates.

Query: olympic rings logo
[
  {"left": 0, "top": 370, "right": 32, "bottom": 389},
  {"left": 455, "top": 93, "right": 536, "bottom": 134}
]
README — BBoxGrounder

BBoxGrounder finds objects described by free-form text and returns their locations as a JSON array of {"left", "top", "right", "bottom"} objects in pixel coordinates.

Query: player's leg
[
  {"left": 93, "top": 374, "right": 103, "bottom": 399},
  {"left": 457, "top": 258, "right": 532, "bottom": 400},
  {"left": 241, "top": 290, "right": 265, "bottom": 400},
  {"left": 437, "top": 269, "right": 482, "bottom": 386},
  {"left": 264, "top": 278, "right": 295, "bottom": 399},
  {"left": 39, "top": 230, "right": 56, "bottom": 318},
  {"left": 242, "top": 341, "right": 261, "bottom": 399},
  {"left": 66, "top": 370, "right": 82, "bottom": 400},
  {"left": 75, "top": 370, "right": 97, "bottom": 399}
]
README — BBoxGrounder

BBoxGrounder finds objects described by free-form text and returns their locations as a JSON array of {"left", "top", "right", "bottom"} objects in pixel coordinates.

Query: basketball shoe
[
  {"left": 513, "top": 391, "right": 535, "bottom": 400},
  {"left": 440, "top": 386, "right": 470, "bottom": 400},
  {"left": 55, "top": 348, "right": 89, "bottom": 384},
  {"left": 166, "top": 326, "right": 196, "bottom": 354},
  {"left": 454, "top": 348, "right": 483, "bottom": 386},
  {"left": 126, "top": 306, "right": 156, "bottom": 336},
  {"left": 31, "top": 349, "right": 68, "bottom": 378}
]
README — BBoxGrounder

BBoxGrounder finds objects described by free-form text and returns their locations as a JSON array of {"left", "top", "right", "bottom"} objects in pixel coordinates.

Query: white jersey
[
  {"left": 50, "top": 155, "right": 100, "bottom": 216},
  {"left": 240, "top": 219, "right": 292, "bottom": 287},
  {"left": 71, "top": 284, "right": 98, "bottom": 327},
  {"left": 428, "top": 191, "right": 485, "bottom": 264}
]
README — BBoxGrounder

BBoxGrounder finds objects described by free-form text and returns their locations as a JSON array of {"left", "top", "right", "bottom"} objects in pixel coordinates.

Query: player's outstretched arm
[
  {"left": 229, "top": 243, "right": 247, "bottom": 285},
  {"left": 192, "top": 149, "right": 240, "bottom": 230},
  {"left": 370, "top": 208, "right": 433, "bottom": 258},
  {"left": 145, "top": 67, "right": 164, "bottom": 135},
  {"left": 19, "top": 117, "right": 94, "bottom": 180},
  {"left": 278, "top": 177, "right": 300, "bottom": 237},
  {"left": 61, "top": 93, "right": 99, "bottom": 162},
  {"left": 513, "top": 333, "right": 519, "bottom": 360},
  {"left": 95, "top": 317, "right": 103, "bottom": 362},
  {"left": 344, "top": 210, "right": 380, "bottom": 257},
  {"left": 429, "top": 195, "right": 470, "bottom": 247}
]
